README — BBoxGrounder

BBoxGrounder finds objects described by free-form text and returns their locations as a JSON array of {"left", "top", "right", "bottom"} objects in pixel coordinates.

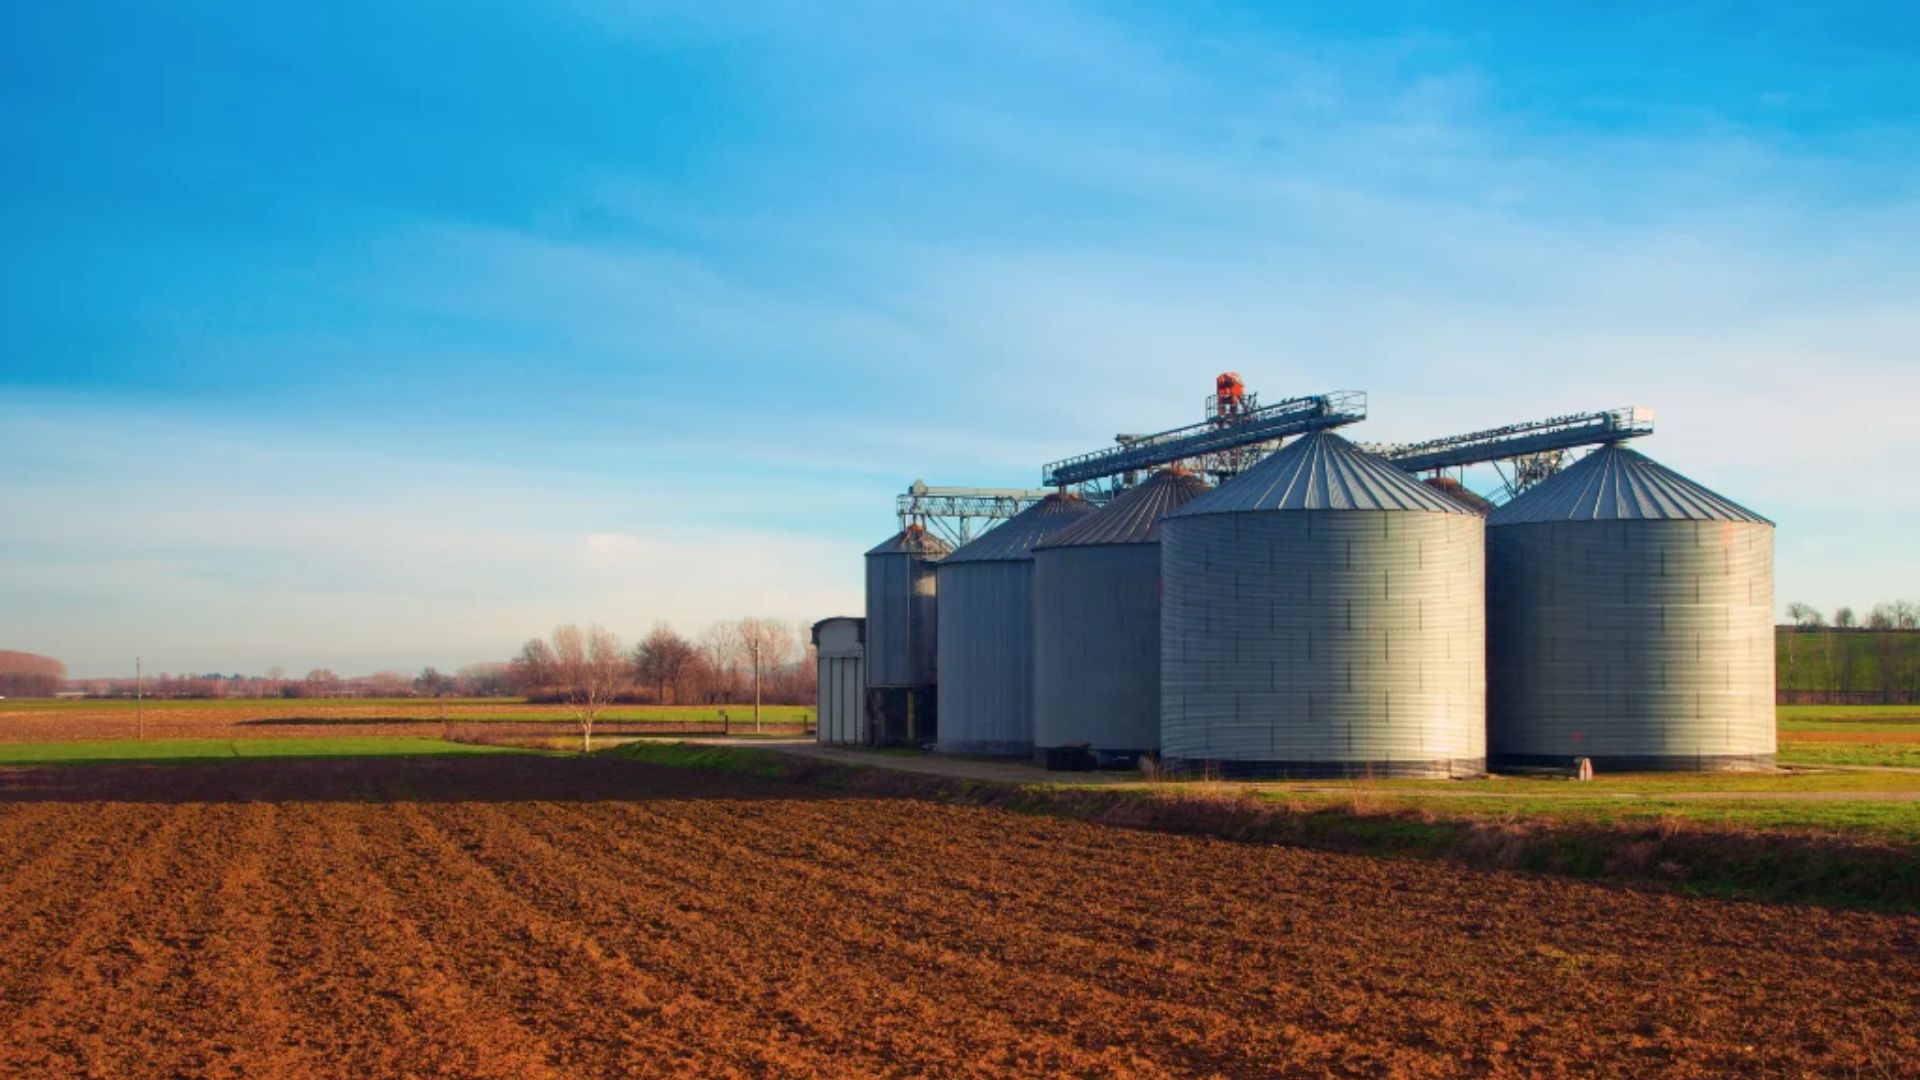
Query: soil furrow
[{"left": 0, "top": 756, "right": 1912, "bottom": 1079}]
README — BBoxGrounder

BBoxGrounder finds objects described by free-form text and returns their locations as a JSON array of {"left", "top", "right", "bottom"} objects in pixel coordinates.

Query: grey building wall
[
  {"left": 934, "top": 560, "right": 1038, "bottom": 756},
  {"left": 1487, "top": 519, "right": 1776, "bottom": 770},
  {"left": 1032, "top": 543, "right": 1161, "bottom": 755},
  {"left": 812, "top": 617, "right": 867, "bottom": 745},
  {"left": 1160, "top": 511, "right": 1486, "bottom": 777},
  {"left": 864, "top": 552, "right": 939, "bottom": 687},
  {"left": 817, "top": 655, "right": 866, "bottom": 744}
]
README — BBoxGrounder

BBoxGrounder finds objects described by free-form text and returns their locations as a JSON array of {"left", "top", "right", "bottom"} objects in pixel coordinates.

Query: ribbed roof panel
[
  {"left": 864, "top": 528, "right": 953, "bottom": 558},
  {"left": 942, "top": 492, "right": 1097, "bottom": 563},
  {"left": 1488, "top": 446, "right": 1772, "bottom": 526},
  {"left": 1035, "top": 470, "right": 1211, "bottom": 548},
  {"left": 1172, "top": 431, "right": 1474, "bottom": 517}
]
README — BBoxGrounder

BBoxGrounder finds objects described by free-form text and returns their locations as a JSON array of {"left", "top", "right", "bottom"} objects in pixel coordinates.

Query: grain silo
[
  {"left": 1031, "top": 469, "right": 1210, "bottom": 765},
  {"left": 863, "top": 526, "right": 951, "bottom": 745},
  {"left": 936, "top": 492, "right": 1097, "bottom": 756},
  {"left": 1160, "top": 431, "right": 1486, "bottom": 778},
  {"left": 1486, "top": 445, "right": 1775, "bottom": 771}
]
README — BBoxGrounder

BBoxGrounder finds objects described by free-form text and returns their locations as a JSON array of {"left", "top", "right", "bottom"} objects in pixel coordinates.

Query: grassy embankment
[{"left": 609, "top": 741, "right": 1920, "bottom": 913}]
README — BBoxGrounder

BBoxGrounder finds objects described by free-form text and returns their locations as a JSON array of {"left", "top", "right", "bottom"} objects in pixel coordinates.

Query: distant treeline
[
  {"left": 38, "top": 616, "right": 820, "bottom": 707},
  {"left": 512, "top": 618, "right": 817, "bottom": 707},
  {"left": 72, "top": 664, "right": 516, "bottom": 701},
  {"left": 0, "top": 650, "right": 66, "bottom": 697},
  {"left": 1777, "top": 625, "right": 1920, "bottom": 705}
]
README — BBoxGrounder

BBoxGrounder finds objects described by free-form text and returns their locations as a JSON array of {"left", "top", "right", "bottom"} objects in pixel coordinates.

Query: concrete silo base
[
  {"left": 934, "top": 739, "right": 1034, "bottom": 759},
  {"left": 1033, "top": 744, "right": 1150, "bottom": 769},
  {"left": 864, "top": 685, "right": 937, "bottom": 748},
  {"left": 1162, "top": 756, "right": 1487, "bottom": 780}
]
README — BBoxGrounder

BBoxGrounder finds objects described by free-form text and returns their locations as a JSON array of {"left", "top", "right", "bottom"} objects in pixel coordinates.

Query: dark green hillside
[{"left": 1777, "top": 629, "right": 1920, "bottom": 700}]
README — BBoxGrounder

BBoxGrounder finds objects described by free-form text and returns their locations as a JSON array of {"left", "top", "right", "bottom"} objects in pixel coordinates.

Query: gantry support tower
[
  {"left": 1041, "top": 379, "right": 1367, "bottom": 491},
  {"left": 1366, "top": 407, "right": 1655, "bottom": 501},
  {"left": 895, "top": 481, "right": 1061, "bottom": 549}
]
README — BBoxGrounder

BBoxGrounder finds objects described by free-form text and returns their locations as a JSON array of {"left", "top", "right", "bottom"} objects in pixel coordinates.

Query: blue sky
[{"left": 3, "top": 2, "right": 1917, "bottom": 675}]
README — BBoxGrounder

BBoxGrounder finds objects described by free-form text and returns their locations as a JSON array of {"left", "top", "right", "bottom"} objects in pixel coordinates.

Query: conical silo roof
[
  {"left": 1487, "top": 445, "right": 1771, "bottom": 526},
  {"left": 942, "top": 492, "right": 1096, "bottom": 563},
  {"left": 1171, "top": 431, "right": 1474, "bottom": 518},
  {"left": 1035, "top": 469, "right": 1211, "bottom": 549},
  {"left": 864, "top": 526, "right": 953, "bottom": 558}
]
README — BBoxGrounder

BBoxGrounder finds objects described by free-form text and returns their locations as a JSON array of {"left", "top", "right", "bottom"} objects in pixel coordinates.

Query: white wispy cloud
[
  {"left": 0, "top": 399, "right": 863, "bottom": 674},
  {"left": 8, "top": 0, "right": 1917, "bottom": 672}
]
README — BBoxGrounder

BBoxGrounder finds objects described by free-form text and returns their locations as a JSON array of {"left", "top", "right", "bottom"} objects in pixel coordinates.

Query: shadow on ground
[{"left": 0, "top": 754, "right": 830, "bottom": 805}]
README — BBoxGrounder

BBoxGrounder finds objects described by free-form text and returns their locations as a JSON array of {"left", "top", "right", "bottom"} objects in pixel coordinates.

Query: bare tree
[
  {"left": 1894, "top": 600, "right": 1920, "bottom": 631},
  {"left": 632, "top": 622, "right": 698, "bottom": 704},
  {"left": 1868, "top": 604, "right": 1896, "bottom": 630},
  {"left": 1834, "top": 606, "right": 1856, "bottom": 629},
  {"left": 547, "top": 624, "right": 626, "bottom": 752},
  {"left": 1785, "top": 602, "right": 1824, "bottom": 629},
  {"left": 700, "top": 622, "right": 745, "bottom": 703},
  {"left": 736, "top": 618, "right": 795, "bottom": 730},
  {"left": 414, "top": 666, "right": 456, "bottom": 697},
  {"left": 511, "top": 638, "right": 558, "bottom": 698},
  {"left": 455, "top": 661, "right": 513, "bottom": 697}
]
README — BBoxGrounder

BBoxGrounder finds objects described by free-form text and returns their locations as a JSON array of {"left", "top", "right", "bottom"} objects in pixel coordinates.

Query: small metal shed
[{"left": 811, "top": 616, "right": 867, "bottom": 745}]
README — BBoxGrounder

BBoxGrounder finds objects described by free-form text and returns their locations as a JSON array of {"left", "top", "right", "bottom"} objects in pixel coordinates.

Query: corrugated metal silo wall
[
  {"left": 1161, "top": 511, "right": 1486, "bottom": 777},
  {"left": 864, "top": 553, "right": 914, "bottom": 686},
  {"left": 1487, "top": 520, "right": 1775, "bottom": 770},
  {"left": 1032, "top": 544, "right": 1160, "bottom": 755},
  {"left": 911, "top": 558, "right": 939, "bottom": 684},
  {"left": 935, "top": 560, "right": 1036, "bottom": 756},
  {"left": 866, "top": 552, "right": 940, "bottom": 687}
]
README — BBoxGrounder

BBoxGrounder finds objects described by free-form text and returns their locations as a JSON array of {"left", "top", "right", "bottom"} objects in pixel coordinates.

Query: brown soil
[
  {"left": 1788, "top": 729, "right": 1920, "bottom": 744},
  {"left": 0, "top": 756, "right": 1913, "bottom": 1078}
]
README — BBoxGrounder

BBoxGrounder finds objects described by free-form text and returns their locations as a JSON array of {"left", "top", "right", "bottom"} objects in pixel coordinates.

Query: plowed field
[{"left": 0, "top": 756, "right": 1914, "bottom": 1078}]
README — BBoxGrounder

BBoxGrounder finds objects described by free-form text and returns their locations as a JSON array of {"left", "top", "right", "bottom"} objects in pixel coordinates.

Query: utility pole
[
  {"left": 136, "top": 656, "right": 144, "bottom": 740},
  {"left": 751, "top": 636, "right": 762, "bottom": 733}
]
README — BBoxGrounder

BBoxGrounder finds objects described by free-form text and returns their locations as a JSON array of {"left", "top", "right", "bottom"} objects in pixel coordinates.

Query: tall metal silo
[
  {"left": 863, "top": 526, "right": 951, "bottom": 745},
  {"left": 1160, "top": 432, "right": 1486, "bottom": 778},
  {"left": 1486, "top": 445, "right": 1775, "bottom": 771},
  {"left": 1031, "top": 469, "right": 1210, "bottom": 764},
  {"left": 936, "top": 492, "right": 1097, "bottom": 757}
]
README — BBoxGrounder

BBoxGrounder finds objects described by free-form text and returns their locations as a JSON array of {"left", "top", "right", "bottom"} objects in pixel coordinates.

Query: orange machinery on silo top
[{"left": 1212, "top": 372, "right": 1248, "bottom": 422}]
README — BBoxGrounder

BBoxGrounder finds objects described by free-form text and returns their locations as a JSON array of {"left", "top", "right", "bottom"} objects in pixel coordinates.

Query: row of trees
[
  {"left": 50, "top": 616, "right": 818, "bottom": 705},
  {"left": 0, "top": 650, "right": 65, "bottom": 697},
  {"left": 73, "top": 663, "right": 516, "bottom": 700},
  {"left": 1780, "top": 600, "right": 1920, "bottom": 702},
  {"left": 512, "top": 619, "right": 816, "bottom": 707},
  {"left": 511, "top": 620, "right": 818, "bottom": 750},
  {"left": 1784, "top": 601, "right": 1920, "bottom": 631}
]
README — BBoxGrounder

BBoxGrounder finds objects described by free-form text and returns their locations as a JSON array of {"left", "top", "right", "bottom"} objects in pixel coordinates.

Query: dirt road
[{"left": 0, "top": 756, "right": 1913, "bottom": 1077}]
